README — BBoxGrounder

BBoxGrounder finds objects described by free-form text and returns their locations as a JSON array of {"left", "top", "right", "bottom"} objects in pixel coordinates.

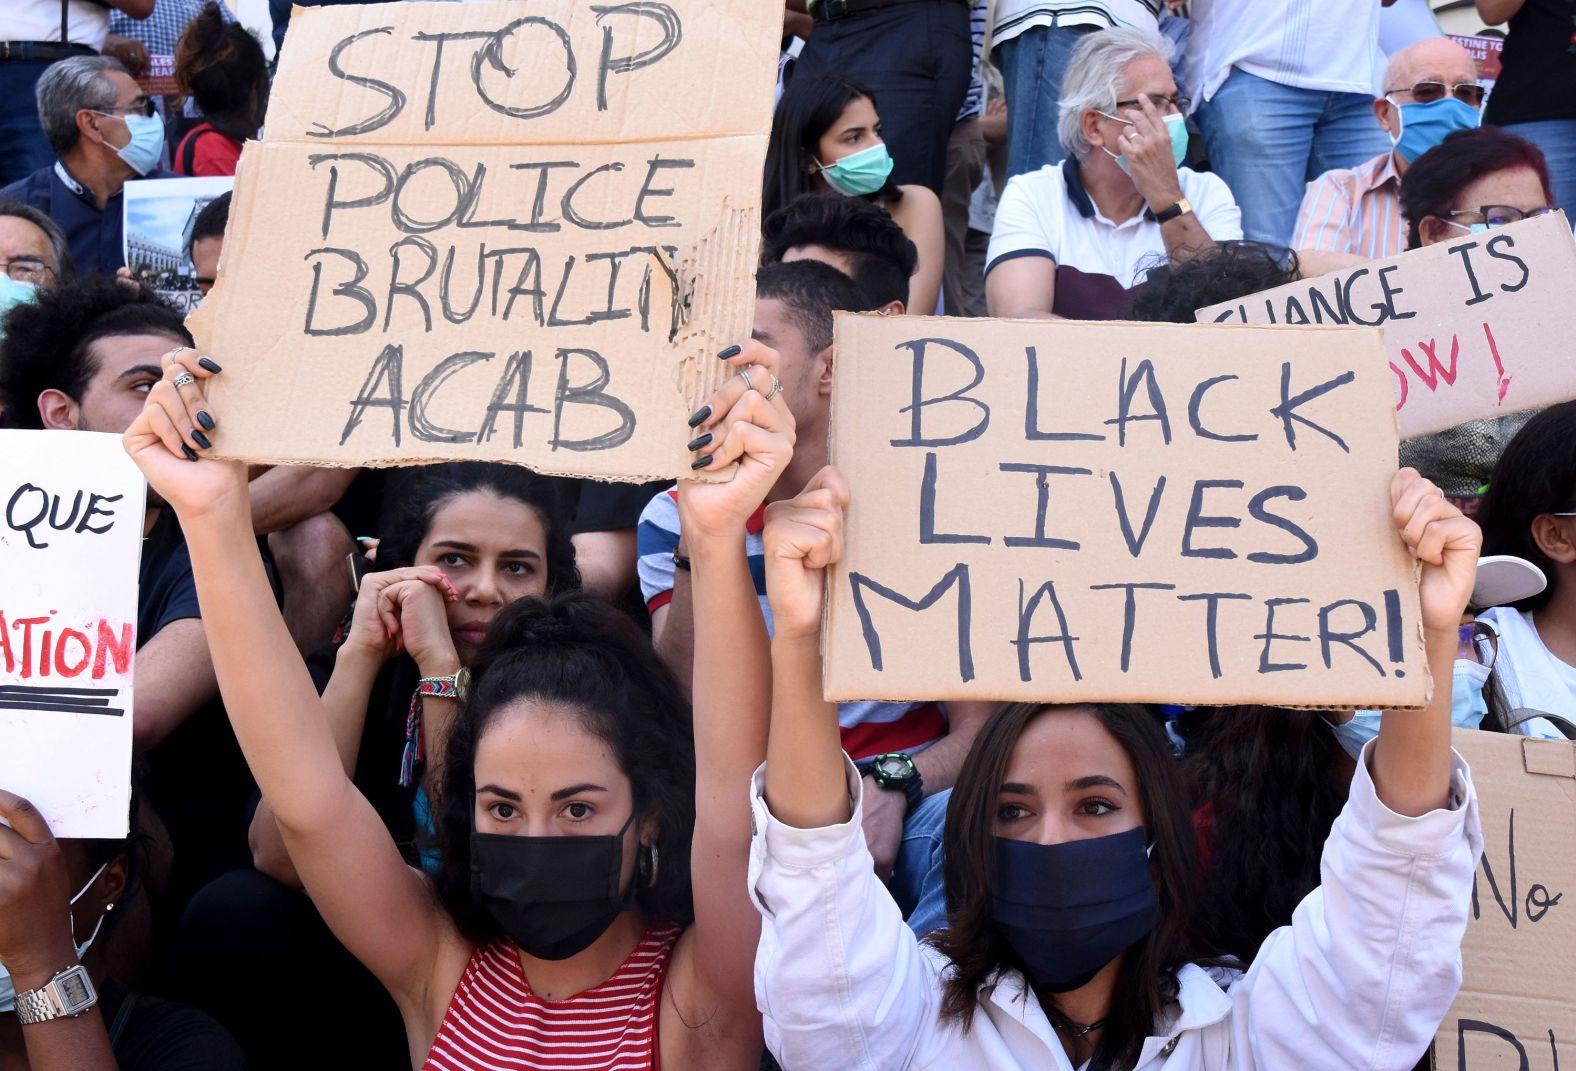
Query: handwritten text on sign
[
  {"left": 1197, "top": 211, "right": 1576, "bottom": 440},
  {"left": 824, "top": 316, "right": 1426, "bottom": 707},
  {"left": 189, "top": 0, "right": 781, "bottom": 479},
  {"left": 0, "top": 431, "right": 145, "bottom": 838}
]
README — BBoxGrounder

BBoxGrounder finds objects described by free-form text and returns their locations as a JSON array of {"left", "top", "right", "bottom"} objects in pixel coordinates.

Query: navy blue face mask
[{"left": 991, "top": 826, "right": 1159, "bottom": 993}]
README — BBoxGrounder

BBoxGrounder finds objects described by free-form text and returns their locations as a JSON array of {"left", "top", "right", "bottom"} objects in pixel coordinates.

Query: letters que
[
  {"left": 1210, "top": 234, "right": 1529, "bottom": 414},
  {"left": 297, "top": 6, "right": 689, "bottom": 453},
  {"left": 847, "top": 337, "right": 1409, "bottom": 687},
  {"left": 2, "top": 481, "right": 134, "bottom": 683}
]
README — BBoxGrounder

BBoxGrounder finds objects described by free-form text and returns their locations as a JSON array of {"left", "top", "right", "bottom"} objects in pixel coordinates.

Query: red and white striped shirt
[
  {"left": 423, "top": 925, "right": 680, "bottom": 1071},
  {"left": 1292, "top": 152, "right": 1406, "bottom": 263}
]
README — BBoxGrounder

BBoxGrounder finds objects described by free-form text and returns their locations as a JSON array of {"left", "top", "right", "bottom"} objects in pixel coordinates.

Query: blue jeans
[
  {"left": 0, "top": 61, "right": 56, "bottom": 187},
  {"left": 1196, "top": 67, "right": 1391, "bottom": 247},
  {"left": 997, "top": 24, "right": 1097, "bottom": 180},
  {"left": 891, "top": 788, "right": 950, "bottom": 937},
  {"left": 1503, "top": 119, "right": 1576, "bottom": 217}
]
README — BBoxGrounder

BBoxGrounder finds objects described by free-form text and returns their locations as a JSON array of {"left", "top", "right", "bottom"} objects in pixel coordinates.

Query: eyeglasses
[
  {"left": 1458, "top": 620, "right": 1498, "bottom": 669},
  {"left": 1447, "top": 205, "right": 1558, "bottom": 227},
  {"left": 92, "top": 98, "right": 156, "bottom": 119},
  {"left": 1386, "top": 80, "right": 1486, "bottom": 107},
  {"left": 3, "top": 257, "right": 53, "bottom": 284},
  {"left": 1112, "top": 93, "right": 1190, "bottom": 115}
]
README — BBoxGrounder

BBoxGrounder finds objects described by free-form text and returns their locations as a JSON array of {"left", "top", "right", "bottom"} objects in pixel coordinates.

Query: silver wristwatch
[{"left": 14, "top": 964, "right": 97, "bottom": 1025}]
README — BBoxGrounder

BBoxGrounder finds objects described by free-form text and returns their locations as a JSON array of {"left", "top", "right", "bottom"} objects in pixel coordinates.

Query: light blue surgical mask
[
  {"left": 1387, "top": 96, "right": 1480, "bottom": 164},
  {"left": 815, "top": 143, "right": 895, "bottom": 198},
  {"left": 97, "top": 111, "right": 164, "bottom": 176},
  {"left": 1443, "top": 218, "right": 1492, "bottom": 235},
  {"left": 1100, "top": 112, "right": 1189, "bottom": 175},
  {"left": 0, "top": 860, "right": 112, "bottom": 1014},
  {"left": 1328, "top": 659, "right": 1491, "bottom": 759},
  {"left": 0, "top": 274, "right": 38, "bottom": 342}
]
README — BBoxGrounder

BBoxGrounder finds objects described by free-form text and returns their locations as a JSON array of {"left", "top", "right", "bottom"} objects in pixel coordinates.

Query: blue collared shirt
[{"left": 0, "top": 160, "right": 176, "bottom": 279}]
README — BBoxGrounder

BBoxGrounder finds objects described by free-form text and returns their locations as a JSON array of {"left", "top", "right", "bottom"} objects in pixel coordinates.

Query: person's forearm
[
  {"left": 1295, "top": 248, "right": 1367, "bottom": 279},
  {"left": 249, "top": 467, "right": 356, "bottom": 535},
  {"left": 1372, "top": 627, "right": 1455, "bottom": 817},
  {"left": 321, "top": 647, "right": 384, "bottom": 773},
  {"left": 653, "top": 569, "right": 697, "bottom": 700},
  {"left": 690, "top": 533, "right": 770, "bottom": 813},
  {"left": 9, "top": 947, "right": 118, "bottom": 1071},
  {"left": 765, "top": 633, "right": 850, "bottom": 828},
  {"left": 1160, "top": 214, "right": 1218, "bottom": 263},
  {"left": 910, "top": 731, "right": 970, "bottom": 795},
  {"left": 248, "top": 799, "right": 302, "bottom": 887}
]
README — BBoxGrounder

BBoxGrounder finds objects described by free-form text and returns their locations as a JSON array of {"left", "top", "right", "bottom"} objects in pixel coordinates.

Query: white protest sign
[{"left": 0, "top": 432, "right": 146, "bottom": 837}]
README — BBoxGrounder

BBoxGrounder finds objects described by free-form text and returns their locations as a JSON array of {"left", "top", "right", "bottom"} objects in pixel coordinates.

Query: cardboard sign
[
  {"left": 1197, "top": 212, "right": 1576, "bottom": 440},
  {"left": 0, "top": 432, "right": 146, "bottom": 838},
  {"left": 823, "top": 315, "right": 1427, "bottom": 707},
  {"left": 134, "top": 54, "right": 179, "bottom": 98},
  {"left": 1434, "top": 729, "right": 1576, "bottom": 1070},
  {"left": 189, "top": 0, "right": 780, "bottom": 479},
  {"left": 124, "top": 175, "right": 234, "bottom": 314}
]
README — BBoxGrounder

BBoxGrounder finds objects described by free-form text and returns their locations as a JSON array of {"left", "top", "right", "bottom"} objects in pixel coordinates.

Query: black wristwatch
[
  {"left": 1153, "top": 196, "right": 1193, "bottom": 224},
  {"left": 868, "top": 752, "right": 924, "bottom": 816}
]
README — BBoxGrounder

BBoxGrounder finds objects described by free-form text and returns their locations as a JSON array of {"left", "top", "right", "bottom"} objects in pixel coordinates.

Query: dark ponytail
[{"left": 174, "top": 2, "right": 269, "bottom": 131}]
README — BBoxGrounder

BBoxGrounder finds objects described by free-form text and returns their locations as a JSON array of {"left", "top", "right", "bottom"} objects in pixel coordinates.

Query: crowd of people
[{"left": 1, "top": 0, "right": 1575, "bottom": 1069}]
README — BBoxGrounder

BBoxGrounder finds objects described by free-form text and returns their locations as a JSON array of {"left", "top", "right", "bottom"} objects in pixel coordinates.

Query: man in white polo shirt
[{"left": 985, "top": 24, "right": 1241, "bottom": 321}]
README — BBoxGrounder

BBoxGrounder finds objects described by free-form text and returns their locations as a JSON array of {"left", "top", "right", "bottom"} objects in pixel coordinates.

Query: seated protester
[
  {"left": 122, "top": 346, "right": 777, "bottom": 1070},
  {"left": 0, "top": 277, "right": 253, "bottom": 926},
  {"left": 0, "top": 199, "right": 75, "bottom": 292},
  {"left": 750, "top": 467, "right": 1483, "bottom": 1071},
  {"left": 986, "top": 25, "right": 1242, "bottom": 321},
  {"left": 1476, "top": 401, "right": 1576, "bottom": 732},
  {"left": 761, "top": 192, "right": 919, "bottom": 313},
  {"left": 0, "top": 786, "right": 246, "bottom": 1071},
  {"left": 185, "top": 192, "right": 227, "bottom": 296},
  {"left": 1128, "top": 240, "right": 1299, "bottom": 323},
  {"left": 765, "top": 76, "right": 944, "bottom": 314},
  {"left": 640, "top": 260, "right": 995, "bottom": 890},
  {"left": 0, "top": 57, "right": 175, "bottom": 278},
  {"left": 1292, "top": 37, "right": 1482, "bottom": 277},
  {"left": 171, "top": 4, "right": 267, "bottom": 177},
  {"left": 1397, "top": 127, "right": 1558, "bottom": 506}
]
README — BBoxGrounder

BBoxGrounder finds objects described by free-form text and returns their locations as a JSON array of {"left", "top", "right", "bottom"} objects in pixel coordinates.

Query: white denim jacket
[{"left": 749, "top": 744, "right": 1481, "bottom": 1071}]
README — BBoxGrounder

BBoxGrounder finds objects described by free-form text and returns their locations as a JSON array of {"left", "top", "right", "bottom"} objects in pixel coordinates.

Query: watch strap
[
  {"left": 14, "top": 965, "right": 96, "bottom": 1025},
  {"left": 1153, "top": 196, "right": 1193, "bottom": 224}
]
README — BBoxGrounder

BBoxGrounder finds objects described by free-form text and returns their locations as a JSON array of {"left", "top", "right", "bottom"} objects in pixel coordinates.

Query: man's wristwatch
[
  {"left": 868, "top": 752, "right": 924, "bottom": 817},
  {"left": 417, "top": 667, "right": 471, "bottom": 702},
  {"left": 1153, "top": 197, "right": 1193, "bottom": 224},
  {"left": 14, "top": 964, "right": 97, "bottom": 1025}
]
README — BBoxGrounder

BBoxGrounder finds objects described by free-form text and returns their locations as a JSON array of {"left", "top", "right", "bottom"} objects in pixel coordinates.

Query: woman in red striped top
[{"left": 122, "top": 339, "right": 797, "bottom": 1070}]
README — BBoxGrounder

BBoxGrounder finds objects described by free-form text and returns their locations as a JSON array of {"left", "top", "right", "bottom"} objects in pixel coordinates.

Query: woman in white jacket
[{"left": 751, "top": 466, "right": 1484, "bottom": 1071}]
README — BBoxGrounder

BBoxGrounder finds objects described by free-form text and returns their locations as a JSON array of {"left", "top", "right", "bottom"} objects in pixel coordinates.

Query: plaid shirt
[
  {"left": 1292, "top": 151, "right": 1406, "bottom": 262},
  {"left": 109, "top": 0, "right": 233, "bottom": 57}
]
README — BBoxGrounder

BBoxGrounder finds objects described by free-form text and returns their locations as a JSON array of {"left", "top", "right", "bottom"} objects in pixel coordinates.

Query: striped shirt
[
  {"left": 423, "top": 925, "right": 680, "bottom": 1071},
  {"left": 991, "top": 0, "right": 1161, "bottom": 50},
  {"left": 1292, "top": 152, "right": 1406, "bottom": 263},
  {"left": 636, "top": 488, "right": 947, "bottom": 760},
  {"left": 957, "top": 0, "right": 990, "bottom": 122}
]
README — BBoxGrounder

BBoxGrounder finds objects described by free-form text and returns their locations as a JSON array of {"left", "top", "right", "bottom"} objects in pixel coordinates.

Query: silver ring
[
  {"left": 172, "top": 371, "right": 195, "bottom": 389},
  {"left": 763, "top": 375, "right": 783, "bottom": 401},
  {"left": 739, "top": 368, "right": 755, "bottom": 393}
]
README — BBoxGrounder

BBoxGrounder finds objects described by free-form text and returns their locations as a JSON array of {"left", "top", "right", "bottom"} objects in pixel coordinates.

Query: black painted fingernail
[
  {"left": 197, "top": 357, "right": 222, "bottom": 373},
  {"left": 690, "top": 455, "right": 713, "bottom": 470},
  {"left": 196, "top": 410, "right": 215, "bottom": 430},
  {"left": 687, "top": 405, "right": 711, "bottom": 428},
  {"left": 717, "top": 344, "right": 741, "bottom": 360},
  {"left": 191, "top": 429, "right": 213, "bottom": 450},
  {"left": 180, "top": 443, "right": 199, "bottom": 462},
  {"left": 686, "top": 432, "right": 713, "bottom": 451}
]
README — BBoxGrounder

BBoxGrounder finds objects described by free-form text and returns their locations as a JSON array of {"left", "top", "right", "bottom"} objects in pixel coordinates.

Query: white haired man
[{"left": 985, "top": 24, "right": 1242, "bottom": 321}]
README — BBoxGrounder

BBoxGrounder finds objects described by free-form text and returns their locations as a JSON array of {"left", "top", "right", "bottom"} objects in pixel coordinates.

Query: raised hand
[
  {"left": 1116, "top": 95, "right": 1185, "bottom": 211},
  {"left": 341, "top": 567, "right": 459, "bottom": 666},
  {"left": 1391, "top": 468, "right": 1480, "bottom": 634},
  {"left": 0, "top": 790, "right": 75, "bottom": 985},
  {"left": 762, "top": 466, "right": 850, "bottom": 642},
  {"left": 121, "top": 348, "right": 247, "bottom": 520},
  {"left": 679, "top": 340, "right": 797, "bottom": 541}
]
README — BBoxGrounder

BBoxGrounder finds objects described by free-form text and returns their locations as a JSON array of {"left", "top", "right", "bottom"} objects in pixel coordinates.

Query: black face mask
[
  {"left": 990, "top": 826, "right": 1159, "bottom": 993},
  {"left": 470, "top": 811, "right": 637, "bottom": 961}
]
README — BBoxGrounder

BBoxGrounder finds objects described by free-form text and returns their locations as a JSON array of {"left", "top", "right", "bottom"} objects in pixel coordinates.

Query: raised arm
[
  {"left": 667, "top": 340, "right": 794, "bottom": 1040},
  {"left": 122, "top": 351, "right": 450, "bottom": 1009}
]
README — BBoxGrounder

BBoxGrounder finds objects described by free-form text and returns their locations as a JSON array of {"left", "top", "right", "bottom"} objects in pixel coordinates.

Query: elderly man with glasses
[
  {"left": 0, "top": 198, "right": 74, "bottom": 295},
  {"left": 0, "top": 54, "right": 173, "bottom": 278},
  {"left": 1292, "top": 37, "right": 1483, "bottom": 277}
]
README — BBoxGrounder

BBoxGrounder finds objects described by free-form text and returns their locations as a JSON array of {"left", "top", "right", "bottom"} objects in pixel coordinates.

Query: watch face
[
  {"left": 876, "top": 755, "right": 911, "bottom": 780},
  {"left": 58, "top": 971, "right": 90, "bottom": 1008}
]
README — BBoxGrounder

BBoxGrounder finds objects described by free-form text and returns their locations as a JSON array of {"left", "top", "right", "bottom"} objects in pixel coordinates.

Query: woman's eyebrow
[{"left": 1065, "top": 774, "right": 1128, "bottom": 797}]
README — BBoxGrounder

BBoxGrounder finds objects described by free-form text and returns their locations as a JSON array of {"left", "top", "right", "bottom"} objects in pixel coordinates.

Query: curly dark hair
[
  {"left": 433, "top": 594, "right": 697, "bottom": 944},
  {"left": 1175, "top": 706, "right": 1350, "bottom": 962},
  {"left": 374, "top": 462, "right": 581, "bottom": 595},
  {"left": 1130, "top": 241, "right": 1301, "bottom": 324},
  {"left": 0, "top": 276, "right": 190, "bottom": 429},
  {"left": 927, "top": 703, "right": 1204, "bottom": 1070},
  {"left": 762, "top": 193, "right": 918, "bottom": 310}
]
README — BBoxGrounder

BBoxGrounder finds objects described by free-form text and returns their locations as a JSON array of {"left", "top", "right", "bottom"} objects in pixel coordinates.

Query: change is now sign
[
  {"left": 824, "top": 315, "right": 1427, "bottom": 708},
  {"left": 0, "top": 431, "right": 145, "bottom": 838},
  {"left": 1198, "top": 211, "right": 1576, "bottom": 440},
  {"left": 191, "top": 0, "right": 780, "bottom": 479}
]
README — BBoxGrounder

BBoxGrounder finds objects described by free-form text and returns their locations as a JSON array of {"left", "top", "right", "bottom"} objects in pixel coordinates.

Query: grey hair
[
  {"left": 0, "top": 199, "right": 75, "bottom": 282},
  {"left": 1057, "top": 25, "right": 1175, "bottom": 161},
  {"left": 36, "top": 55, "right": 128, "bottom": 155}
]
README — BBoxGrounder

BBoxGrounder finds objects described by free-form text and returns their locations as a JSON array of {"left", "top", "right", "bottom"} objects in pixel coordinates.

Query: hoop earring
[{"left": 645, "top": 843, "right": 660, "bottom": 888}]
